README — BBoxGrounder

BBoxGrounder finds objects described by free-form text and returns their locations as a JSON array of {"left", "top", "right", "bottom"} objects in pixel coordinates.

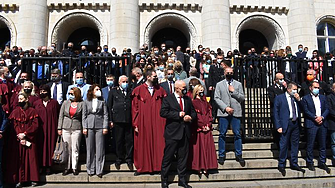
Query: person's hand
[
  {"left": 282, "top": 81, "right": 287, "bottom": 88},
  {"left": 209, "top": 86, "right": 213, "bottom": 91},
  {"left": 20, "top": 140, "right": 26, "bottom": 146},
  {"left": 58, "top": 130, "right": 62, "bottom": 136},
  {"left": 180, "top": 111, "right": 185, "bottom": 117},
  {"left": 134, "top": 127, "right": 139, "bottom": 133},
  {"left": 17, "top": 133, "right": 25, "bottom": 140},
  {"left": 83, "top": 129, "right": 88, "bottom": 135},
  {"left": 277, "top": 128, "right": 283, "bottom": 133},
  {"left": 183, "top": 115, "right": 192, "bottom": 122},
  {"left": 225, "top": 107, "right": 234, "bottom": 115},
  {"left": 293, "top": 93, "right": 300, "bottom": 101},
  {"left": 109, "top": 122, "right": 114, "bottom": 128},
  {"left": 228, "top": 85, "right": 235, "bottom": 92},
  {"left": 315, "top": 116, "right": 323, "bottom": 125},
  {"left": 103, "top": 129, "right": 108, "bottom": 135}
]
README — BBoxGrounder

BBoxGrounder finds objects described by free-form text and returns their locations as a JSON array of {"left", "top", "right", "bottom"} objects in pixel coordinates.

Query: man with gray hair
[
  {"left": 183, "top": 67, "right": 207, "bottom": 95},
  {"left": 47, "top": 68, "right": 70, "bottom": 104},
  {"left": 131, "top": 67, "right": 145, "bottom": 89}
]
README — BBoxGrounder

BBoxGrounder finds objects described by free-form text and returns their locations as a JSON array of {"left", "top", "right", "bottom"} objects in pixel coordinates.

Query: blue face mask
[
  {"left": 299, "top": 48, "right": 303, "bottom": 52},
  {"left": 121, "top": 83, "right": 128, "bottom": 90},
  {"left": 104, "top": 48, "right": 108, "bottom": 52},
  {"left": 107, "top": 80, "right": 114, "bottom": 87},
  {"left": 159, "top": 66, "right": 165, "bottom": 71},
  {"left": 312, "top": 88, "right": 319, "bottom": 96},
  {"left": 168, "top": 63, "right": 173, "bottom": 67},
  {"left": 76, "top": 78, "right": 84, "bottom": 85},
  {"left": 69, "top": 95, "right": 75, "bottom": 101}
]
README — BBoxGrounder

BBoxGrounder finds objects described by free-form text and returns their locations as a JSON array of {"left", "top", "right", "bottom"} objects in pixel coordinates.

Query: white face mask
[
  {"left": 95, "top": 90, "right": 102, "bottom": 97},
  {"left": 291, "top": 89, "right": 297, "bottom": 95}
]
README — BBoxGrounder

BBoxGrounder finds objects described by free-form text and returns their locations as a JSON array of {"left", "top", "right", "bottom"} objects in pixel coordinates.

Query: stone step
[{"left": 42, "top": 167, "right": 335, "bottom": 183}]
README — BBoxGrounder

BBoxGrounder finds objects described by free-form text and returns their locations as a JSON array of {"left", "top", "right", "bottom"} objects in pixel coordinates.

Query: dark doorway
[
  {"left": 0, "top": 27, "right": 10, "bottom": 50},
  {"left": 67, "top": 27, "right": 100, "bottom": 52},
  {"left": 151, "top": 28, "right": 188, "bottom": 51},
  {"left": 239, "top": 29, "right": 269, "bottom": 55}
]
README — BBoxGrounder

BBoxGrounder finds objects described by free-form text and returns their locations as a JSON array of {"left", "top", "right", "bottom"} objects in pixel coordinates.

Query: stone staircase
[{"left": 42, "top": 128, "right": 335, "bottom": 188}]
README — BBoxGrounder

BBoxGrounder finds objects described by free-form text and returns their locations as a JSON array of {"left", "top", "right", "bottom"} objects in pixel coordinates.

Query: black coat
[
  {"left": 160, "top": 94, "right": 196, "bottom": 140},
  {"left": 47, "top": 81, "right": 70, "bottom": 103},
  {"left": 327, "top": 92, "right": 335, "bottom": 131},
  {"left": 208, "top": 64, "right": 225, "bottom": 88},
  {"left": 160, "top": 81, "right": 174, "bottom": 95},
  {"left": 267, "top": 84, "right": 286, "bottom": 107},
  {"left": 107, "top": 87, "right": 132, "bottom": 124}
]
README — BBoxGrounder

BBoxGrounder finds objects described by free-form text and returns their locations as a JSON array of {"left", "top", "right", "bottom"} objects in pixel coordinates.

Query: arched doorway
[
  {"left": 144, "top": 12, "right": 197, "bottom": 50},
  {"left": 0, "top": 26, "right": 10, "bottom": 50},
  {"left": 151, "top": 28, "right": 188, "bottom": 50},
  {"left": 0, "top": 15, "right": 16, "bottom": 49},
  {"left": 68, "top": 27, "right": 100, "bottom": 52},
  {"left": 239, "top": 29, "right": 269, "bottom": 55}
]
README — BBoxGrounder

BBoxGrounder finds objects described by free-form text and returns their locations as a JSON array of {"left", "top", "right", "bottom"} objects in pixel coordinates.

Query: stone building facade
[{"left": 0, "top": 0, "right": 334, "bottom": 55}]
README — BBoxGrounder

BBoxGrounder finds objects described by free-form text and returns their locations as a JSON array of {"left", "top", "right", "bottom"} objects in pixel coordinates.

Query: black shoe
[
  {"left": 291, "top": 165, "right": 305, "bottom": 173},
  {"left": 127, "top": 161, "right": 134, "bottom": 170},
  {"left": 46, "top": 167, "right": 52, "bottom": 175},
  {"left": 178, "top": 181, "right": 192, "bottom": 188},
  {"left": 218, "top": 157, "right": 225, "bottom": 165},
  {"left": 115, "top": 161, "right": 121, "bottom": 170},
  {"left": 62, "top": 169, "right": 70, "bottom": 176},
  {"left": 97, "top": 174, "right": 103, "bottom": 178},
  {"left": 134, "top": 171, "right": 140, "bottom": 176},
  {"left": 161, "top": 180, "right": 169, "bottom": 188},
  {"left": 319, "top": 163, "right": 331, "bottom": 174},
  {"left": 73, "top": 170, "right": 79, "bottom": 176},
  {"left": 278, "top": 167, "right": 286, "bottom": 176},
  {"left": 88, "top": 174, "right": 94, "bottom": 177},
  {"left": 236, "top": 155, "right": 246, "bottom": 167},
  {"left": 307, "top": 163, "right": 315, "bottom": 171}
]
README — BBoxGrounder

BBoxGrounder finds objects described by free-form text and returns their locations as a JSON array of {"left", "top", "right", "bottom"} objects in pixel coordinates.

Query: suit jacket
[
  {"left": 302, "top": 94, "right": 329, "bottom": 128},
  {"left": 47, "top": 81, "right": 70, "bottom": 103},
  {"left": 327, "top": 93, "right": 335, "bottom": 130},
  {"left": 102, "top": 86, "right": 111, "bottom": 103},
  {"left": 82, "top": 99, "right": 108, "bottom": 129},
  {"left": 131, "top": 77, "right": 145, "bottom": 90},
  {"left": 58, "top": 100, "right": 84, "bottom": 130},
  {"left": 267, "top": 84, "right": 286, "bottom": 107},
  {"left": 107, "top": 87, "right": 132, "bottom": 124},
  {"left": 273, "top": 93, "right": 301, "bottom": 133},
  {"left": 208, "top": 65, "right": 224, "bottom": 88},
  {"left": 160, "top": 94, "right": 196, "bottom": 140},
  {"left": 299, "top": 81, "right": 331, "bottom": 97},
  {"left": 214, "top": 79, "right": 245, "bottom": 117},
  {"left": 160, "top": 81, "right": 174, "bottom": 95}
]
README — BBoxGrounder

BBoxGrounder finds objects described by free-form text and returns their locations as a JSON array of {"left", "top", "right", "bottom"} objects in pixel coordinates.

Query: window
[{"left": 317, "top": 22, "right": 335, "bottom": 56}]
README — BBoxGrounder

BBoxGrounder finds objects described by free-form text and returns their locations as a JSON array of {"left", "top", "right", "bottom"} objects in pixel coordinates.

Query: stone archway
[
  {"left": 0, "top": 14, "right": 17, "bottom": 48},
  {"left": 144, "top": 12, "right": 197, "bottom": 49},
  {"left": 51, "top": 12, "right": 107, "bottom": 50},
  {"left": 236, "top": 15, "right": 286, "bottom": 52}
]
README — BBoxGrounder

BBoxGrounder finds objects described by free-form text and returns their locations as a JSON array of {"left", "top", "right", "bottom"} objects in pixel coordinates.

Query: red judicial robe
[
  {"left": 11, "top": 94, "right": 39, "bottom": 109},
  {"left": 132, "top": 83, "right": 167, "bottom": 173},
  {"left": 5, "top": 106, "right": 40, "bottom": 184},
  {"left": 33, "top": 99, "right": 60, "bottom": 167},
  {"left": 0, "top": 78, "right": 16, "bottom": 114},
  {"left": 189, "top": 98, "right": 218, "bottom": 171}
]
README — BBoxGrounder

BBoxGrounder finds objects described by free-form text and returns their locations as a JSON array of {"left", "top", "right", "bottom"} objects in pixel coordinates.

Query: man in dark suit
[
  {"left": 160, "top": 68, "right": 175, "bottom": 95},
  {"left": 160, "top": 80, "right": 196, "bottom": 188},
  {"left": 108, "top": 75, "right": 133, "bottom": 170},
  {"left": 131, "top": 67, "right": 145, "bottom": 90},
  {"left": 47, "top": 68, "right": 70, "bottom": 105},
  {"left": 327, "top": 83, "right": 335, "bottom": 165},
  {"left": 102, "top": 74, "right": 115, "bottom": 103},
  {"left": 273, "top": 83, "right": 305, "bottom": 176},
  {"left": 302, "top": 80, "right": 330, "bottom": 173},
  {"left": 299, "top": 69, "right": 331, "bottom": 97}
]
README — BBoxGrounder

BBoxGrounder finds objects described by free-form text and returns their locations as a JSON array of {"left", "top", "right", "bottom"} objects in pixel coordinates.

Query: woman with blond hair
[
  {"left": 189, "top": 84, "right": 218, "bottom": 175},
  {"left": 11, "top": 81, "right": 39, "bottom": 109},
  {"left": 173, "top": 61, "right": 187, "bottom": 80}
]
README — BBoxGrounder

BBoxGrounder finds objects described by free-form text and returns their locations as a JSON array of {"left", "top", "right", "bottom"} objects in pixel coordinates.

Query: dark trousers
[
  {"left": 114, "top": 123, "right": 134, "bottom": 163},
  {"left": 161, "top": 133, "right": 189, "bottom": 182},
  {"left": 306, "top": 124, "right": 327, "bottom": 164},
  {"left": 278, "top": 120, "right": 299, "bottom": 168}
]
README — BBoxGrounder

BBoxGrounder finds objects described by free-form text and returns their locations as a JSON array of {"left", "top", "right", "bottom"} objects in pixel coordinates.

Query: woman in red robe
[
  {"left": 33, "top": 84, "right": 60, "bottom": 175},
  {"left": 186, "top": 78, "right": 202, "bottom": 99},
  {"left": 189, "top": 84, "right": 218, "bottom": 175},
  {"left": 11, "top": 81, "right": 39, "bottom": 109},
  {"left": 131, "top": 70, "right": 167, "bottom": 175},
  {"left": 5, "top": 92, "right": 40, "bottom": 187}
]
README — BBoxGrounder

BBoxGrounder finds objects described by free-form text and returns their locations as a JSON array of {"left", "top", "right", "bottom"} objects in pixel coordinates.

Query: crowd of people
[{"left": 0, "top": 41, "right": 334, "bottom": 188}]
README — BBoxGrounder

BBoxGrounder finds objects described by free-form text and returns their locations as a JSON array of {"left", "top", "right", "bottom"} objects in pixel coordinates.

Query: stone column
[
  {"left": 17, "top": 0, "right": 48, "bottom": 49},
  {"left": 110, "top": 0, "right": 140, "bottom": 53},
  {"left": 287, "top": 0, "right": 317, "bottom": 50},
  {"left": 201, "top": 0, "right": 231, "bottom": 52}
]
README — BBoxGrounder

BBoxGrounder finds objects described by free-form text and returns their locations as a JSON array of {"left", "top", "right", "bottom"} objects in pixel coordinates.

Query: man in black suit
[
  {"left": 160, "top": 68, "right": 175, "bottom": 95},
  {"left": 327, "top": 83, "right": 335, "bottom": 165},
  {"left": 299, "top": 69, "right": 331, "bottom": 97},
  {"left": 47, "top": 68, "right": 70, "bottom": 105},
  {"left": 160, "top": 80, "right": 196, "bottom": 188},
  {"left": 131, "top": 67, "right": 145, "bottom": 90},
  {"left": 107, "top": 75, "right": 133, "bottom": 170}
]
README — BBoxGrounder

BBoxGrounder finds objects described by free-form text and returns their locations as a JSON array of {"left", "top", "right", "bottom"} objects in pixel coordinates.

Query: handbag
[{"left": 52, "top": 136, "right": 69, "bottom": 164}]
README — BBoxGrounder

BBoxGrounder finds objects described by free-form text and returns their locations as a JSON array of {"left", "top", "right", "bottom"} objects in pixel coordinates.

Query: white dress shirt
[
  {"left": 51, "top": 82, "right": 63, "bottom": 104},
  {"left": 311, "top": 94, "right": 322, "bottom": 117},
  {"left": 92, "top": 98, "right": 98, "bottom": 113},
  {"left": 285, "top": 92, "right": 298, "bottom": 119},
  {"left": 174, "top": 92, "right": 184, "bottom": 110}
]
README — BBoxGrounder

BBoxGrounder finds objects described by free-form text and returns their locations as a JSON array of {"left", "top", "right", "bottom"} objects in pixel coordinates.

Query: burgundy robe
[
  {"left": 11, "top": 94, "right": 39, "bottom": 109},
  {"left": 189, "top": 98, "right": 218, "bottom": 171},
  {"left": 132, "top": 83, "right": 167, "bottom": 173},
  {"left": 33, "top": 99, "right": 60, "bottom": 167},
  {"left": 0, "top": 79, "right": 16, "bottom": 114},
  {"left": 5, "top": 106, "right": 40, "bottom": 184}
]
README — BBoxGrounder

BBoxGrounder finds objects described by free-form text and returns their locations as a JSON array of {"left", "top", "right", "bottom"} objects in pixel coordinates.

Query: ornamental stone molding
[
  {"left": 139, "top": 3, "right": 202, "bottom": 12},
  {"left": 144, "top": 12, "right": 197, "bottom": 49},
  {"left": 235, "top": 15, "right": 286, "bottom": 50},
  {"left": 230, "top": 5, "right": 289, "bottom": 15},
  {"left": 0, "top": 4, "right": 19, "bottom": 12},
  {"left": 0, "top": 14, "right": 17, "bottom": 47},
  {"left": 51, "top": 12, "right": 108, "bottom": 49},
  {"left": 316, "top": 15, "right": 335, "bottom": 25},
  {"left": 48, "top": 2, "right": 110, "bottom": 11}
]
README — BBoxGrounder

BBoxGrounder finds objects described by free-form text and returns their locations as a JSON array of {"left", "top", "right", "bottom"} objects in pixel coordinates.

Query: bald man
[
  {"left": 299, "top": 69, "right": 331, "bottom": 97},
  {"left": 160, "top": 80, "right": 196, "bottom": 188}
]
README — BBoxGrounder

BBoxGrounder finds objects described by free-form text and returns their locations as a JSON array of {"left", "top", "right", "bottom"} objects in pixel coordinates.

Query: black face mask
[
  {"left": 152, "top": 78, "right": 159, "bottom": 85},
  {"left": 199, "top": 92, "right": 204, "bottom": 97},
  {"left": 186, "top": 50, "right": 191, "bottom": 54},
  {"left": 39, "top": 93, "right": 47, "bottom": 99},
  {"left": 24, "top": 88, "right": 32, "bottom": 94},
  {"left": 19, "top": 79, "right": 27, "bottom": 84},
  {"left": 182, "top": 89, "right": 187, "bottom": 95},
  {"left": 18, "top": 101, "right": 26, "bottom": 108},
  {"left": 225, "top": 74, "right": 233, "bottom": 80},
  {"left": 112, "top": 51, "right": 116, "bottom": 55}
]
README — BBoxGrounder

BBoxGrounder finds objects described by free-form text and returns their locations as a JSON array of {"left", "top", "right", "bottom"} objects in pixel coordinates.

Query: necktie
[
  {"left": 169, "top": 82, "right": 173, "bottom": 94},
  {"left": 53, "top": 83, "right": 57, "bottom": 100},
  {"left": 179, "top": 97, "right": 183, "bottom": 111},
  {"left": 291, "top": 96, "right": 297, "bottom": 121}
]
